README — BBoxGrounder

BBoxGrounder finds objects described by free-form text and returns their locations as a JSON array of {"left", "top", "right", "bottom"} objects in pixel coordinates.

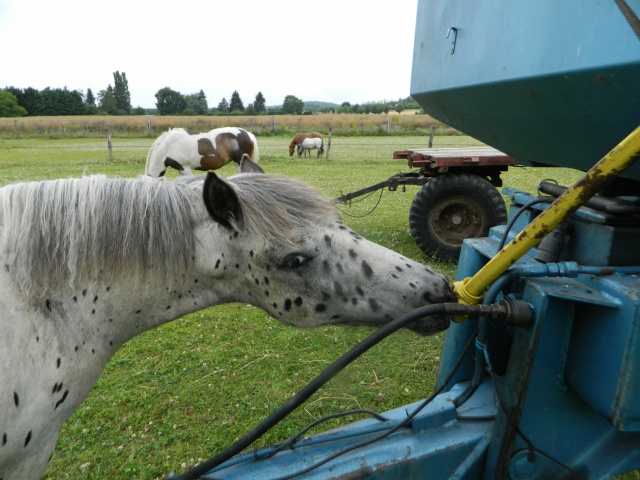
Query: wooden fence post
[
  {"left": 387, "top": 116, "right": 392, "bottom": 134},
  {"left": 146, "top": 117, "right": 152, "bottom": 136},
  {"left": 271, "top": 116, "right": 275, "bottom": 134},
  {"left": 428, "top": 124, "right": 436, "bottom": 147},
  {"left": 106, "top": 124, "right": 112, "bottom": 161},
  {"left": 326, "top": 124, "right": 332, "bottom": 160},
  {"left": 13, "top": 119, "right": 19, "bottom": 138}
]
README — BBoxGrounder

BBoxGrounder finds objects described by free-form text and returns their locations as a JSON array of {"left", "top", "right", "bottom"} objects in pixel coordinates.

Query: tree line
[{"left": 0, "top": 71, "right": 421, "bottom": 117}]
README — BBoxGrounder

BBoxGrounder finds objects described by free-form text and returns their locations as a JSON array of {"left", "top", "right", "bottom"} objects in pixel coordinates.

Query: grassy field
[{"left": 0, "top": 134, "right": 585, "bottom": 479}]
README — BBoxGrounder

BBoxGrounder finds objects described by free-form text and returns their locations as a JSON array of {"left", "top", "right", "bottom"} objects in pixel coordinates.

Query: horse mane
[
  {"left": 0, "top": 174, "right": 201, "bottom": 299},
  {"left": 227, "top": 173, "right": 339, "bottom": 247},
  {"left": 0, "top": 172, "right": 339, "bottom": 299}
]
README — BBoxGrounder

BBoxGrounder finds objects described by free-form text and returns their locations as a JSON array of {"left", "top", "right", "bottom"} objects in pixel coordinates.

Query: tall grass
[{"left": 0, "top": 113, "right": 456, "bottom": 139}]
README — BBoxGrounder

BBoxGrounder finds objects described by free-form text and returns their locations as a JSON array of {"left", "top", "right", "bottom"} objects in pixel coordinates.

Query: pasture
[{"left": 0, "top": 134, "right": 582, "bottom": 479}]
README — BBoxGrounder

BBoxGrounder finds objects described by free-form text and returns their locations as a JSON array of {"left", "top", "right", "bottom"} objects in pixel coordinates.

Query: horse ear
[
  {"left": 239, "top": 154, "right": 264, "bottom": 173},
  {"left": 203, "top": 171, "right": 243, "bottom": 230}
]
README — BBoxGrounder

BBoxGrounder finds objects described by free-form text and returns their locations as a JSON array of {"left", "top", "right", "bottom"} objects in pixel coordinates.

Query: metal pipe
[{"left": 454, "top": 125, "right": 640, "bottom": 306}]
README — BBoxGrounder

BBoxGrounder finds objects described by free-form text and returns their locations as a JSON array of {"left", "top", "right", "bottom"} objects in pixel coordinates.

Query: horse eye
[{"left": 283, "top": 254, "right": 309, "bottom": 269}]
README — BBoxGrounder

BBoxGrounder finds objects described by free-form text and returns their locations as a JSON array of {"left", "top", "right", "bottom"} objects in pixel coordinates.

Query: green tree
[
  {"left": 253, "top": 92, "right": 266, "bottom": 114},
  {"left": 155, "top": 87, "right": 187, "bottom": 115},
  {"left": 244, "top": 103, "right": 256, "bottom": 115},
  {"left": 229, "top": 90, "right": 244, "bottom": 113},
  {"left": 185, "top": 90, "right": 208, "bottom": 115},
  {"left": 112, "top": 71, "right": 131, "bottom": 115},
  {"left": 98, "top": 85, "right": 118, "bottom": 114},
  {"left": 85, "top": 88, "right": 96, "bottom": 107},
  {"left": 217, "top": 97, "right": 229, "bottom": 113},
  {"left": 0, "top": 90, "right": 27, "bottom": 117},
  {"left": 282, "top": 95, "right": 304, "bottom": 114}
]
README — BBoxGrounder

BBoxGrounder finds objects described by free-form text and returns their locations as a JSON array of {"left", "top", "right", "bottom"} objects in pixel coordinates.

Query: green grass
[{"left": 0, "top": 135, "right": 586, "bottom": 479}]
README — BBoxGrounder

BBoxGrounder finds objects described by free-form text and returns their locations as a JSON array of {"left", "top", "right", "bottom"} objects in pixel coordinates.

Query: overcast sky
[{"left": 0, "top": 1, "right": 419, "bottom": 109}]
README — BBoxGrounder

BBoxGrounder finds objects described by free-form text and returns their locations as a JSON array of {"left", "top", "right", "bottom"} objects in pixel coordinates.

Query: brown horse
[{"left": 289, "top": 132, "right": 323, "bottom": 156}]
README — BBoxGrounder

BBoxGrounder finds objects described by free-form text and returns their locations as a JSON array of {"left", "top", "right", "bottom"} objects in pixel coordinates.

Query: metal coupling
[{"left": 446, "top": 299, "right": 533, "bottom": 326}]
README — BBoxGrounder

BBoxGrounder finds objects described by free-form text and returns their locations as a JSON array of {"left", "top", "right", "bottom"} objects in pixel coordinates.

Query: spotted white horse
[
  {"left": 0, "top": 159, "right": 454, "bottom": 479},
  {"left": 145, "top": 127, "right": 260, "bottom": 177}
]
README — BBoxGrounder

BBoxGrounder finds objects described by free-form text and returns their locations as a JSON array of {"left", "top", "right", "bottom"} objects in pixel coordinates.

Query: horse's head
[
  {"left": 193, "top": 171, "right": 455, "bottom": 336},
  {"left": 289, "top": 143, "right": 296, "bottom": 156}
]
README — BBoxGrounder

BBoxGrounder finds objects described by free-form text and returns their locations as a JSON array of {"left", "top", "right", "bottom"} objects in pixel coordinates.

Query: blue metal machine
[{"left": 176, "top": 1, "right": 640, "bottom": 478}]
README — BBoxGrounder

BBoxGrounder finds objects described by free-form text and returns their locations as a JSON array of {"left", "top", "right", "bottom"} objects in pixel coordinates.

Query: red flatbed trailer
[{"left": 336, "top": 147, "right": 516, "bottom": 260}]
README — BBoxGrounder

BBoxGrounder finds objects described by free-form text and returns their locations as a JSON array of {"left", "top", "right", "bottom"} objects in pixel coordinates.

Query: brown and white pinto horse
[
  {"left": 289, "top": 132, "right": 323, "bottom": 156},
  {"left": 145, "top": 127, "right": 259, "bottom": 176}
]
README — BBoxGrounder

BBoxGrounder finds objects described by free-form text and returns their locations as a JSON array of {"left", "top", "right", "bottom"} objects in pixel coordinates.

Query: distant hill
[
  {"left": 266, "top": 101, "right": 340, "bottom": 111},
  {"left": 304, "top": 100, "right": 339, "bottom": 110}
]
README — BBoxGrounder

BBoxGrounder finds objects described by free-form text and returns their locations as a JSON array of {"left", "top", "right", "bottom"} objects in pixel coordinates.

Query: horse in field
[
  {"left": 289, "top": 132, "right": 323, "bottom": 156},
  {"left": 0, "top": 158, "right": 454, "bottom": 479},
  {"left": 297, "top": 137, "right": 324, "bottom": 158},
  {"left": 145, "top": 127, "right": 259, "bottom": 177}
]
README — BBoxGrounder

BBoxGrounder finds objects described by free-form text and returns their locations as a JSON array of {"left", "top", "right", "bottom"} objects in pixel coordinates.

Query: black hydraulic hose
[{"left": 167, "top": 302, "right": 486, "bottom": 480}]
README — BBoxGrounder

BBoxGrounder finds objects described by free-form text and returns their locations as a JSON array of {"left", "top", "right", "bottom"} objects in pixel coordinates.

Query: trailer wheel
[{"left": 409, "top": 174, "right": 507, "bottom": 260}]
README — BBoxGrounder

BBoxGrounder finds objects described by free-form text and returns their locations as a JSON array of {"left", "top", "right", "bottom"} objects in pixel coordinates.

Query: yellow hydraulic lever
[{"left": 453, "top": 126, "right": 640, "bottom": 309}]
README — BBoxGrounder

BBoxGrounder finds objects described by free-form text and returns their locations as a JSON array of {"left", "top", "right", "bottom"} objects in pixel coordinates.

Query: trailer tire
[{"left": 409, "top": 174, "right": 507, "bottom": 260}]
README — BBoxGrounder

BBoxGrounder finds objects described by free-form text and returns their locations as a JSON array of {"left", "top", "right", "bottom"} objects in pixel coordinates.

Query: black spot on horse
[
  {"left": 166, "top": 305, "right": 171, "bottom": 310},
  {"left": 2, "top": 432, "right": 6, "bottom": 445},
  {"left": 45, "top": 299, "right": 51, "bottom": 311},
  {"left": 94, "top": 296, "right": 98, "bottom": 303},
  {"left": 349, "top": 249, "right": 358, "bottom": 259},
  {"left": 294, "top": 297, "right": 303, "bottom": 306},
  {"left": 324, "top": 235, "right": 332, "bottom": 247},
  {"left": 56, "top": 357, "right": 61, "bottom": 368},
  {"left": 322, "top": 292, "right": 331, "bottom": 301},
  {"left": 235, "top": 264, "right": 240, "bottom": 269},
  {"left": 82, "top": 289, "right": 87, "bottom": 297},
  {"left": 73, "top": 296, "right": 77, "bottom": 302},
  {"left": 55, "top": 390, "right": 69, "bottom": 410},
  {"left": 263, "top": 277, "right": 270, "bottom": 285},
  {"left": 361, "top": 261, "right": 374, "bottom": 279},
  {"left": 368, "top": 298, "right": 381, "bottom": 312},
  {"left": 13, "top": 392, "right": 19, "bottom": 407},
  {"left": 334, "top": 281, "right": 345, "bottom": 296},
  {"left": 24, "top": 431, "right": 31, "bottom": 447},
  {"left": 315, "top": 304, "right": 327, "bottom": 312},
  {"left": 322, "top": 260, "right": 331, "bottom": 272},
  {"left": 336, "top": 263, "right": 344, "bottom": 274},
  {"left": 215, "top": 259, "right": 220, "bottom": 269},
  {"left": 395, "top": 266, "right": 403, "bottom": 272},
  {"left": 409, "top": 283, "right": 416, "bottom": 289},
  {"left": 356, "top": 286, "right": 364, "bottom": 296},
  {"left": 284, "top": 299, "right": 292, "bottom": 311}
]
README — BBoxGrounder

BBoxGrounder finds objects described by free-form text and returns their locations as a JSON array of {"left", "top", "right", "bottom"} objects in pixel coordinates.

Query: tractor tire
[{"left": 409, "top": 173, "right": 507, "bottom": 260}]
